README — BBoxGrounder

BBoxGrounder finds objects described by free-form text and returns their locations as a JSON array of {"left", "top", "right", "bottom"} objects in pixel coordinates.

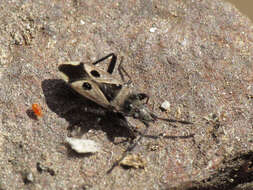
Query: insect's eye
[
  {"left": 82, "top": 82, "right": 92, "bottom": 90},
  {"left": 90, "top": 70, "right": 100, "bottom": 78}
]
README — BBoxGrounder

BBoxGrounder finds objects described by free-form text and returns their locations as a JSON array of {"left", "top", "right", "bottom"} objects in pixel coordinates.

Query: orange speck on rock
[{"left": 32, "top": 103, "right": 43, "bottom": 117}]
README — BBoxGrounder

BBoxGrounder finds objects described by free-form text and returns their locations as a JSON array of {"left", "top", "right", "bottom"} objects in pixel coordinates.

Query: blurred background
[{"left": 226, "top": 0, "right": 253, "bottom": 21}]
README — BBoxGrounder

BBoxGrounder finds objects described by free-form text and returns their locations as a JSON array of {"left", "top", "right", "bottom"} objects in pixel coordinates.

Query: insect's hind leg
[
  {"left": 92, "top": 53, "right": 117, "bottom": 74},
  {"left": 106, "top": 123, "right": 150, "bottom": 174}
]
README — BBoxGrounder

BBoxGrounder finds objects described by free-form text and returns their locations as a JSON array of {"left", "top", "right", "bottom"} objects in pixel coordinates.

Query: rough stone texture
[{"left": 0, "top": 0, "right": 253, "bottom": 189}]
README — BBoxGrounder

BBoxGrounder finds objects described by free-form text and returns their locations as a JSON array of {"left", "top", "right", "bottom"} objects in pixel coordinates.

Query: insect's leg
[
  {"left": 114, "top": 114, "right": 137, "bottom": 140},
  {"left": 81, "top": 106, "right": 108, "bottom": 116},
  {"left": 118, "top": 57, "right": 132, "bottom": 85},
  {"left": 158, "top": 117, "right": 193, "bottom": 125},
  {"left": 60, "top": 104, "right": 107, "bottom": 119},
  {"left": 106, "top": 126, "right": 149, "bottom": 174},
  {"left": 92, "top": 53, "right": 117, "bottom": 74}
]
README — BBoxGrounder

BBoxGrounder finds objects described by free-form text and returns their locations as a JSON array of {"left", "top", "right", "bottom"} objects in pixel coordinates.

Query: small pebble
[
  {"left": 149, "top": 27, "right": 157, "bottom": 33},
  {"left": 23, "top": 172, "right": 34, "bottom": 184},
  {"left": 80, "top": 20, "right": 85, "bottom": 25},
  {"left": 120, "top": 154, "right": 146, "bottom": 169},
  {"left": 160, "top": 100, "right": 171, "bottom": 111},
  {"left": 26, "top": 172, "right": 34, "bottom": 182},
  {"left": 66, "top": 137, "right": 101, "bottom": 154}
]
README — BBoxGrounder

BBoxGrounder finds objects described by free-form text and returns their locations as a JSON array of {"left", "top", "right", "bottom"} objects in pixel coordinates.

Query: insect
[
  {"left": 32, "top": 103, "right": 43, "bottom": 117},
  {"left": 59, "top": 53, "right": 191, "bottom": 131},
  {"left": 59, "top": 53, "right": 192, "bottom": 172}
]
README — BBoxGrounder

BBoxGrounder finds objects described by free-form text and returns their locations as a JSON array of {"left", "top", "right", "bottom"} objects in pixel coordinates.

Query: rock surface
[{"left": 0, "top": 0, "right": 253, "bottom": 189}]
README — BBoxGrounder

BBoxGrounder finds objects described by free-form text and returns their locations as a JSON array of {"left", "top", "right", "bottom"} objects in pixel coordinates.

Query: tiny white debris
[
  {"left": 66, "top": 137, "right": 101, "bottom": 153},
  {"left": 80, "top": 20, "right": 85, "bottom": 25},
  {"left": 149, "top": 27, "right": 157, "bottom": 33},
  {"left": 160, "top": 100, "right": 170, "bottom": 111},
  {"left": 182, "top": 38, "right": 187, "bottom": 47},
  {"left": 26, "top": 172, "right": 34, "bottom": 183}
]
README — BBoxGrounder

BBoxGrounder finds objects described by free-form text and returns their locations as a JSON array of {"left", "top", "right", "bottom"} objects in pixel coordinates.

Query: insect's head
[{"left": 123, "top": 93, "right": 157, "bottom": 122}]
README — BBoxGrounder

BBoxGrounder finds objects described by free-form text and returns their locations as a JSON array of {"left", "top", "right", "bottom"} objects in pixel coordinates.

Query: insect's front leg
[{"left": 92, "top": 53, "right": 117, "bottom": 74}]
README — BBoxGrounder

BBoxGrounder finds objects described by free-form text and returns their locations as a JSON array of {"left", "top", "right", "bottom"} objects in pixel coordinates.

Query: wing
[
  {"left": 71, "top": 79, "right": 111, "bottom": 108},
  {"left": 58, "top": 62, "right": 89, "bottom": 83},
  {"left": 83, "top": 63, "right": 125, "bottom": 103},
  {"left": 58, "top": 61, "right": 123, "bottom": 108},
  {"left": 59, "top": 62, "right": 111, "bottom": 108},
  {"left": 84, "top": 63, "right": 121, "bottom": 85}
]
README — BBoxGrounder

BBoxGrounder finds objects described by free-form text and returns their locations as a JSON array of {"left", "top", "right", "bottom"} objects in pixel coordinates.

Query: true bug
[
  {"left": 59, "top": 53, "right": 191, "bottom": 132},
  {"left": 59, "top": 53, "right": 192, "bottom": 172}
]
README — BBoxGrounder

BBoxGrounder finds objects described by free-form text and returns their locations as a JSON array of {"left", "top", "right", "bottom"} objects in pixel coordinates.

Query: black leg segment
[{"left": 92, "top": 53, "right": 117, "bottom": 74}]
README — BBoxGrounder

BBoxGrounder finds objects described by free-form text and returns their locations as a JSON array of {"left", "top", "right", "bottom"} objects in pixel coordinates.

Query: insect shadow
[{"left": 41, "top": 79, "right": 136, "bottom": 142}]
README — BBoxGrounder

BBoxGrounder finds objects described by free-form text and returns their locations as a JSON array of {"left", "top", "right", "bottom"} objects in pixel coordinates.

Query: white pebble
[
  {"left": 149, "top": 27, "right": 157, "bottom": 33},
  {"left": 160, "top": 100, "right": 170, "bottom": 111},
  {"left": 80, "top": 20, "right": 85, "bottom": 25},
  {"left": 66, "top": 137, "right": 101, "bottom": 153}
]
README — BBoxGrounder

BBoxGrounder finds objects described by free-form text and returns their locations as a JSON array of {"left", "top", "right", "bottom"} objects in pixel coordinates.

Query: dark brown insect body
[
  {"left": 59, "top": 53, "right": 157, "bottom": 124},
  {"left": 59, "top": 53, "right": 191, "bottom": 131}
]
